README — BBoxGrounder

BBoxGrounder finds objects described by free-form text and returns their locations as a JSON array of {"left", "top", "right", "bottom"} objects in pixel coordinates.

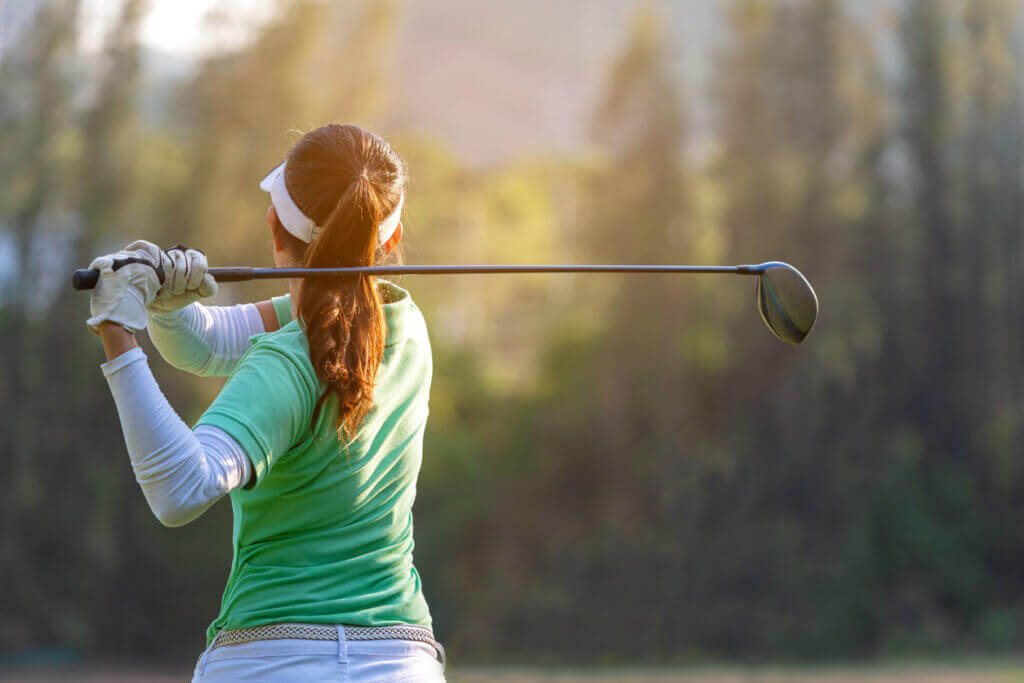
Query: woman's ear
[{"left": 382, "top": 222, "right": 403, "bottom": 255}]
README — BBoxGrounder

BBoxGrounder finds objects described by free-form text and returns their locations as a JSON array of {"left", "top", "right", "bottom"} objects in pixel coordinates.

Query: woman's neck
[
  {"left": 288, "top": 278, "right": 301, "bottom": 319},
  {"left": 273, "top": 249, "right": 304, "bottom": 319}
]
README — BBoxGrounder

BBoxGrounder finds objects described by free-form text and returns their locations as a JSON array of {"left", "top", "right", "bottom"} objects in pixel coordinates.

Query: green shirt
[{"left": 196, "top": 281, "right": 433, "bottom": 645}]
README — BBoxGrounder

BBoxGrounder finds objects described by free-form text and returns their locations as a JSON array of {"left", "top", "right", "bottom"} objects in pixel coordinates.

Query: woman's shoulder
[
  {"left": 379, "top": 280, "right": 430, "bottom": 348},
  {"left": 241, "top": 320, "right": 316, "bottom": 385}
]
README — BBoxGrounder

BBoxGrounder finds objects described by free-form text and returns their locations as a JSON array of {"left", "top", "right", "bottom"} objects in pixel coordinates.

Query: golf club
[{"left": 72, "top": 261, "right": 819, "bottom": 344}]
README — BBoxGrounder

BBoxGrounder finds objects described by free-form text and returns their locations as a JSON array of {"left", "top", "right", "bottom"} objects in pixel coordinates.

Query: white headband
[{"left": 259, "top": 161, "right": 403, "bottom": 246}]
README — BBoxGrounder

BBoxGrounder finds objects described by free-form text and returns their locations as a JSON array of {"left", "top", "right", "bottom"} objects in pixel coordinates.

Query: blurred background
[{"left": 3, "top": 0, "right": 1024, "bottom": 680}]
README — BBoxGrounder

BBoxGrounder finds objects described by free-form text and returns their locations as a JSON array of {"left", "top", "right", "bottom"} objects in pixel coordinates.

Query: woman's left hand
[
  {"left": 144, "top": 242, "right": 219, "bottom": 315},
  {"left": 86, "top": 245, "right": 163, "bottom": 334}
]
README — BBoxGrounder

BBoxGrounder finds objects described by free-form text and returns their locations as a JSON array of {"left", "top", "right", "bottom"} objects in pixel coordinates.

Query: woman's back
[{"left": 198, "top": 282, "right": 433, "bottom": 644}]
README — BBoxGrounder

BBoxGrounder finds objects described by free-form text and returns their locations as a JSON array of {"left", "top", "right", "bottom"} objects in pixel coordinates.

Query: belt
[{"left": 210, "top": 622, "right": 445, "bottom": 664}]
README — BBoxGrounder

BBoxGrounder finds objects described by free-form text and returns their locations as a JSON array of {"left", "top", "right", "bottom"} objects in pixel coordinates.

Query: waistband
[{"left": 210, "top": 622, "right": 445, "bottom": 664}]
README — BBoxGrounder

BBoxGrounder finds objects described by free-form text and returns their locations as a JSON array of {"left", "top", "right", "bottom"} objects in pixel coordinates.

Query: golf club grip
[
  {"left": 72, "top": 266, "right": 254, "bottom": 290},
  {"left": 71, "top": 269, "right": 101, "bottom": 290}
]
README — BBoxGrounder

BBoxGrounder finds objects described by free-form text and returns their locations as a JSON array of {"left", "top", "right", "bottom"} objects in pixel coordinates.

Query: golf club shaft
[{"left": 72, "top": 263, "right": 769, "bottom": 291}]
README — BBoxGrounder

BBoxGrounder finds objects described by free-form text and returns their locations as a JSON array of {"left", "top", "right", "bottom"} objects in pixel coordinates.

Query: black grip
[
  {"left": 73, "top": 264, "right": 251, "bottom": 290},
  {"left": 72, "top": 269, "right": 100, "bottom": 290},
  {"left": 72, "top": 256, "right": 165, "bottom": 291}
]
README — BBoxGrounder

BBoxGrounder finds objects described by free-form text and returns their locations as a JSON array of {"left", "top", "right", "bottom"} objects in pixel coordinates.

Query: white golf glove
[
  {"left": 86, "top": 246, "right": 163, "bottom": 334},
  {"left": 126, "top": 241, "right": 218, "bottom": 315}
]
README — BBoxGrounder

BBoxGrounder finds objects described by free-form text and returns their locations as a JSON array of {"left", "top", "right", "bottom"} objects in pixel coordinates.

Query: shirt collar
[{"left": 285, "top": 279, "right": 415, "bottom": 348}]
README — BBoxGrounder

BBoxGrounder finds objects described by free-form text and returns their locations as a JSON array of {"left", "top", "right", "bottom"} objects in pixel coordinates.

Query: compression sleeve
[
  {"left": 147, "top": 302, "right": 265, "bottom": 377},
  {"left": 101, "top": 347, "right": 252, "bottom": 527}
]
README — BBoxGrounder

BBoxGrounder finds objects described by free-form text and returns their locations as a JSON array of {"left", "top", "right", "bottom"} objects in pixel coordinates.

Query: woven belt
[{"left": 210, "top": 622, "right": 445, "bottom": 663}]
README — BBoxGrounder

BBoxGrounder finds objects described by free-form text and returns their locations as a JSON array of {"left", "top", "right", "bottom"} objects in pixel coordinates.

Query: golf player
[{"left": 87, "top": 124, "right": 445, "bottom": 681}]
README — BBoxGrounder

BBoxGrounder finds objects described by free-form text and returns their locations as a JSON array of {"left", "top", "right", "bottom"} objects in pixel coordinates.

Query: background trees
[{"left": 3, "top": 0, "right": 1024, "bottom": 663}]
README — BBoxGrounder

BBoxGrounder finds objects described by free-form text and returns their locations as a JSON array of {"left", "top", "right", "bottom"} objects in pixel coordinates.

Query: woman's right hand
[
  {"left": 127, "top": 241, "right": 219, "bottom": 314},
  {"left": 86, "top": 244, "right": 163, "bottom": 334}
]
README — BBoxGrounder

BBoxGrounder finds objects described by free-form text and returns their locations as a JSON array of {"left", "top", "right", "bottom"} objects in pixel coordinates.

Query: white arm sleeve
[
  {"left": 101, "top": 347, "right": 253, "bottom": 527},
  {"left": 147, "top": 302, "right": 265, "bottom": 377}
]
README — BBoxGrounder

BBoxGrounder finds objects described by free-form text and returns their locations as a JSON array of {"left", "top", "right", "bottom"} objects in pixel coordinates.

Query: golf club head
[{"left": 755, "top": 262, "right": 819, "bottom": 345}]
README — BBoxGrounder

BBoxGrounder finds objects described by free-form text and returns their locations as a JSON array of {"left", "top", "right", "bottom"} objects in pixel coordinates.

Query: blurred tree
[
  {"left": 0, "top": 0, "right": 82, "bottom": 651},
  {"left": 866, "top": 0, "right": 1024, "bottom": 649},
  {"left": 0, "top": 0, "right": 166, "bottom": 656},
  {"left": 573, "top": 5, "right": 697, "bottom": 654},
  {"left": 959, "top": 3, "right": 1024, "bottom": 642},
  {"left": 701, "top": 0, "right": 887, "bottom": 655},
  {"left": 590, "top": 6, "right": 688, "bottom": 263}
]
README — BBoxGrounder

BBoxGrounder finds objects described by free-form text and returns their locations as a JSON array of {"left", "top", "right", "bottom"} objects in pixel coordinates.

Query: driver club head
[{"left": 756, "top": 262, "right": 819, "bottom": 345}]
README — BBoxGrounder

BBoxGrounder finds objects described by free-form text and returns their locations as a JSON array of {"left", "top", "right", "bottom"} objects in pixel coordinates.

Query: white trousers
[{"left": 191, "top": 627, "right": 446, "bottom": 682}]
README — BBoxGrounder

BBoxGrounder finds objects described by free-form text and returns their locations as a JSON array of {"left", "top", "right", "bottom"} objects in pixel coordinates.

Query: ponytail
[{"left": 285, "top": 124, "right": 405, "bottom": 441}]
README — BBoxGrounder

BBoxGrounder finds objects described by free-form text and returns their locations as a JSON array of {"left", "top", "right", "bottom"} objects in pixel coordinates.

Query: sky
[{"left": 79, "top": 0, "right": 274, "bottom": 55}]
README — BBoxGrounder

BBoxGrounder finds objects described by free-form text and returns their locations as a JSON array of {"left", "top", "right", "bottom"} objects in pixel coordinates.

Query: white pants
[{"left": 191, "top": 627, "right": 446, "bottom": 682}]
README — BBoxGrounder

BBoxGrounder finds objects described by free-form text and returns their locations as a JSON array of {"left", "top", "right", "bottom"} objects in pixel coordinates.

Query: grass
[
  {"left": 449, "top": 666, "right": 1024, "bottom": 682},
  {"left": 3, "top": 662, "right": 1024, "bottom": 682}
]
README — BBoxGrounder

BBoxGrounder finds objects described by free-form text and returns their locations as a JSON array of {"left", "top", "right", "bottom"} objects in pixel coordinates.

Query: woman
[{"left": 86, "top": 124, "right": 445, "bottom": 682}]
